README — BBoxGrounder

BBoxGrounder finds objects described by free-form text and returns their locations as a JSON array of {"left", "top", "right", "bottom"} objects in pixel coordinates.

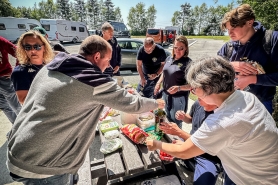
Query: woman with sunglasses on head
[
  {"left": 154, "top": 35, "right": 192, "bottom": 128},
  {"left": 11, "top": 30, "right": 54, "bottom": 104}
]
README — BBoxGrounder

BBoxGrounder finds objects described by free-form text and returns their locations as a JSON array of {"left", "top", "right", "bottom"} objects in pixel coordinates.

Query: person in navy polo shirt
[
  {"left": 11, "top": 30, "right": 54, "bottom": 104},
  {"left": 154, "top": 35, "right": 192, "bottom": 128},
  {"left": 136, "top": 37, "right": 166, "bottom": 98}
]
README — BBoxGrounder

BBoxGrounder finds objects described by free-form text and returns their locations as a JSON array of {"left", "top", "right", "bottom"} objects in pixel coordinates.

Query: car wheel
[{"left": 72, "top": 38, "right": 77, "bottom": 44}]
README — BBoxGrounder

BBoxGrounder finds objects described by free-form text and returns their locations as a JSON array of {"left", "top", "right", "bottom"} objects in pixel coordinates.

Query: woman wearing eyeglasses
[
  {"left": 154, "top": 35, "right": 192, "bottom": 128},
  {"left": 11, "top": 30, "right": 54, "bottom": 104}
]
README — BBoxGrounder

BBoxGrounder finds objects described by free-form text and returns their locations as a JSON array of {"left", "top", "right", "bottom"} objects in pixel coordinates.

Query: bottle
[{"left": 154, "top": 108, "right": 166, "bottom": 135}]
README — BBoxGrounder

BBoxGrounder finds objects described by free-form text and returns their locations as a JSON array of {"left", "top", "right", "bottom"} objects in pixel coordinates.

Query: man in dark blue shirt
[
  {"left": 101, "top": 22, "right": 121, "bottom": 76},
  {"left": 217, "top": 4, "right": 278, "bottom": 114},
  {"left": 136, "top": 37, "right": 166, "bottom": 98}
]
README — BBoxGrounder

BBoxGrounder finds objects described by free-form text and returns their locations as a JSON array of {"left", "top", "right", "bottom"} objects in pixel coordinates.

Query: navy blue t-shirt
[
  {"left": 163, "top": 56, "right": 191, "bottom": 97},
  {"left": 137, "top": 45, "right": 166, "bottom": 74},
  {"left": 189, "top": 101, "right": 220, "bottom": 163},
  {"left": 11, "top": 64, "right": 43, "bottom": 91}
]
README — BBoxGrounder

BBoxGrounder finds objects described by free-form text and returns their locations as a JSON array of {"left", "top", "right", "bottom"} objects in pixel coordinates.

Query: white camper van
[
  {"left": 165, "top": 26, "right": 182, "bottom": 35},
  {"left": 40, "top": 19, "right": 89, "bottom": 43},
  {"left": 0, "top": 17, "right": 41, "bottom": 43}
]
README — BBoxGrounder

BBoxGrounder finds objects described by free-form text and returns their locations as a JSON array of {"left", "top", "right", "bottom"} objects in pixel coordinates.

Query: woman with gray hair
[{"left": 147, "top": 56, "right": 278, "bottom": 185}]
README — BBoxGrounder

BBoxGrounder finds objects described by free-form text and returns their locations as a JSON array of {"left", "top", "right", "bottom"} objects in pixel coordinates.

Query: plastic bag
[
  {"left": 121, "top": 124, "right": 149, "bottom": 144},
  {"left": 100, "top": 138, "right": 122, "bottom": 154},
  {"left": 104, "top": 130, "right": 120, "bottom": 140},
  {"left": 99, "top": 121, "right": 119, "bottom": 133}
]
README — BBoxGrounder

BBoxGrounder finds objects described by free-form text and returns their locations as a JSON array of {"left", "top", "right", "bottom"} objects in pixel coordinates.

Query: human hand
[
  {"left": 167, "top": 86, "right": 179, "bottom": 94},
  {"left": 146, "top": 139, "right": 159, "bottom": 151},
  {"left": 154, "top": 84, "right": 160, "bottom": 95},
  {"left": 148, "top": 74, "right": 157, "bottom": 80},
  {"left": 234, "top": 75, "right": 257, "bottom": 90},
  {"left": 113, "top": 66, "right": 120, "bottom": 73},
  {"left": 231, "top": 61, "right": 257, "bottom": 76},
  {"left": 172, "top": 139, "right": 184, "bottom": 145},
  {"left": 175, "top": 110, "right": 186, "bottom": 121},
  {"left": 160, "top": 122, "right": 182, "bottom": 135},
  {"left": 156, "top": 99, "right": 165, "bottom": 109},
  {"left": 140, "top": 78, "right": 147, "bottom": 87}
]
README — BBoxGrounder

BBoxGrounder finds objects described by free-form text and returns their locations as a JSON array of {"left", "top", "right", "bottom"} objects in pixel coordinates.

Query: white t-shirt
[{"left": 191, "top": 91, "right": 278, "bottom": 185}]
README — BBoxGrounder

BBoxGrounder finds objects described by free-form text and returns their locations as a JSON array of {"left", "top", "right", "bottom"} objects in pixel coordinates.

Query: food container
[{"left": 136, "top": 112, "right": 155, "bottom": 129}]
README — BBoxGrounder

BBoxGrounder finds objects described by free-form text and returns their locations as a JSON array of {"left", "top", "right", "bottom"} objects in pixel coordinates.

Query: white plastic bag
[
  {"left": 104, "top": 130, "right": 120, "bottom": 140},
  {"left": 100, "top": 138, "right": 123, "bottom": 154}
]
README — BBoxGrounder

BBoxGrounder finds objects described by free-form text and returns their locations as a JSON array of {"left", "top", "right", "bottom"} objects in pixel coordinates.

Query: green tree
[
  {"left": 171, "top": 11, "right": 180, "bottom": 26},
  {"left": 57, "top": 0, "right": 71, "bottom": 20},
  {"left": 0, "top": 0, "right": 14, "bottom": 17},
  {"left": 193, "top": 3, "right": 208, "bottom": 35},
  {"left": 114, "top": 7, "right": 123, "bottom": 22},
  {"left": 238, "top": 0, "right": 278, "bottom": 30},
  {"left": 74, "top": 0, "right": 86, "bottom": 22},
  {"left": 103, "top": 0, "right": 115, "bottom": 20},
  {"left": 127, "top": 2, "right": 156, "bottom": 35},
  {"left": 146, "top": 5, "right": 156, "bottom": 28},
  {"left": 87, "top": 0, "right": 100, "bottom": 29},
  {"left": 38, "top": 0, "right": 57, "bottom": 19}
]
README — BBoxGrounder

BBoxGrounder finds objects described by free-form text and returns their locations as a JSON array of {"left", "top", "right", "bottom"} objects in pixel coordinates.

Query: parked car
[{"left": 117, "top": 38, "right": 171, "bottom": 69}]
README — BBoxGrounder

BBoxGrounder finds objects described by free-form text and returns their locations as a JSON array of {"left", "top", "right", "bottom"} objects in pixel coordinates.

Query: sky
[{"left": 9, "top": 0, "right": 234, "bottom": 28}]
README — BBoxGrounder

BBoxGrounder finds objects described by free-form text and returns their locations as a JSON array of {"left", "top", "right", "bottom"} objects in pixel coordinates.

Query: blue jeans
[
  {"left": 137, "top": 78, "right": 159, "bottom": 98},
  {"left": 0, "top": 76, "right": 21, "bottom": 123},
  {"left": 10, "top": 173, "right": 71, "bottom": 185},
  {"left": 162, "top": 92, "right": 188, "bottom": 128},
  {"left": 183, "top": 156, "right": 221, "bottom": 185},
  {"left": 262, "top": 100, "right": 273, "bottom": 115}
]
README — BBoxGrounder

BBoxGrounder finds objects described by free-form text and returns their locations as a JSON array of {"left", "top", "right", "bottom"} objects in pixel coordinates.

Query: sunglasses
[
  {"left": 23, "top": 44, "right": 44, "bottom": 51},
  {"left": 173, "top": 46, "right": 184, "bottom": 51}
]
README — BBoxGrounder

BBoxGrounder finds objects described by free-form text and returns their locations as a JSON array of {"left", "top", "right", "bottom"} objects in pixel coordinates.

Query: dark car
[{"left": 117, "top": 38, "right": 171, "bottom": 69}]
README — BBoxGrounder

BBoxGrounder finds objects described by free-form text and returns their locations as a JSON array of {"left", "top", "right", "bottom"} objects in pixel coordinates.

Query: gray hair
[
  {"left": 186, "top": 56, "right": 235, "bottom": 95},
  {"left": 101, "top": 22, "right": 114, "bottom": 31},
  {"left": 144, "top": 37, "right": 154, "bottom": 46},
  {"left": 79, "top": 35, "right": 112, "bottom": 58}
]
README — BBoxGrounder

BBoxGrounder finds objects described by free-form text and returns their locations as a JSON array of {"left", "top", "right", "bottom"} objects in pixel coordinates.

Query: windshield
[{"left": 147, "top": 29, "right": 160, "bottom": 35}]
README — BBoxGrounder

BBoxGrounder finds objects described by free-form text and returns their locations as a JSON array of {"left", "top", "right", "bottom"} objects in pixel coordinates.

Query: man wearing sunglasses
[
  {"left": 0, "top": 36, "right": 22, "bottom": 127},
  {"left": 136, "top": 37, "right": 167, "bottom": 98}
]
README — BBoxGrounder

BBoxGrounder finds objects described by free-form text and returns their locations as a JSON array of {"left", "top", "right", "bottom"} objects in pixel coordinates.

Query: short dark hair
[
  {"left": 79, "top": 35, "right": 112, "bottom": 58},
  {"left": 221, "top": 4, "right": 255, "bottom": 30},
  {"left": 144, "top": 37, "right": 154, "bottom": 46}
]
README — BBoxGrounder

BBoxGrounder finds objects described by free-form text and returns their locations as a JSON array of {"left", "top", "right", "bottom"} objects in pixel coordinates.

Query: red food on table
[
  {"left": 121, "top": 124, "right": 149, "bottom": 144},
  {"left": 159, "top": 151, "right": 174, "bottom": 161}
]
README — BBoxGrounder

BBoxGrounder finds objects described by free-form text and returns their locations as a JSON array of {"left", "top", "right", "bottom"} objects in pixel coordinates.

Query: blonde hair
[
  {"left": 16, "top": 30, "right": 54, "bottom": 65},
  {"left": 172, "top": 35, "right": 189, "bottom": 58}
]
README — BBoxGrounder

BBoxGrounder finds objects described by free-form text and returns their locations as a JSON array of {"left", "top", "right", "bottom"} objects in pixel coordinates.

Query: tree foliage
[
  {"left": 56, "top": 0, "right": 71, "bottom": 20},
  {"left": 74, "top": 0, "right": 86, "bottom": 22},
  {"left": 238, "top": 0, "right": 278, "bottom": 30},
  {"left": 0, "top": 0, "right": 15, "bottom": 17},
  {"left": 127, "top": 2, "right": 157, "bottom": 35}
]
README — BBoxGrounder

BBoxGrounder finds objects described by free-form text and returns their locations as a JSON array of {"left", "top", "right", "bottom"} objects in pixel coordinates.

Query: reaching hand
[
  {"left": 140, "top": 78, "right": 147, "bottom": 87},
  {"left": 146, "top": 139, "right": 157, "bottom": 151},
  {"left": 160, "top": 122, "right": 182, "bottom": 135},
  {"left": 156, "top": 99, "right": 165, "bottom": 109},
  {"left": 167, "top": 86, "right": 179, "bottom": 94},
  {"left": 175, "top": 110, "right": 186, "bottom": 121},
  {"left": 113, "top": 66, "right": 120, "bottom": 73}
]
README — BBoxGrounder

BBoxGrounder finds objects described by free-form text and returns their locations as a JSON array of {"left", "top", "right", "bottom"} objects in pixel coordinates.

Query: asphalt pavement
[{"left": 0, "top": 38, "right": 226, "bottom": 185}]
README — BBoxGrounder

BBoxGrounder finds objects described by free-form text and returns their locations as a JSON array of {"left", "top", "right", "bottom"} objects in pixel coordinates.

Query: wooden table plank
[
  {"left": 137, "top": 144, "right": 162, "bottom": 169},
  {"left": 77, "top": 150, "right": 92, "bottom": 185},
  {"left": 98, "top": 125, "right": 126, "bottom": 180},
  {"left": 120, "top": 134, "right": 145, "bottom": 174}
]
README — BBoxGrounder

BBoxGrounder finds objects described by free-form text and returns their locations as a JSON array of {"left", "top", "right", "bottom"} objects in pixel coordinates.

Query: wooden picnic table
[{"left": 76, "top": 113, "right": 180, "bottom": 185}]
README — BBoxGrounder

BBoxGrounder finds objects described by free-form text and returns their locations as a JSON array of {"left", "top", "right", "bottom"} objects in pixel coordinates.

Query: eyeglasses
[
  {"left": 173, "top": 46, "right": 184, "bottom": 51},
  {"left": 23, "top": 44, "right": 44, "bottom": 51},
  {"left": 190, "top": 87, "right": 207, "bottom": 98}
]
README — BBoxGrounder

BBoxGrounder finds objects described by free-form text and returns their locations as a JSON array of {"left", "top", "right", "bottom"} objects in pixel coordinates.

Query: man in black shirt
[{"left": 136, "top": 37, "right": 166, "bottom": 98}]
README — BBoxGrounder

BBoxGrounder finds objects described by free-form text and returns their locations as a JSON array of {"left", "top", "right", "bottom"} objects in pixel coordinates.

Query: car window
[
  {"left": 118, "top": 41, "right": 127, "bottom": 49},
  {"left": 131, "top": 41, "right": 143, "bottom": 50}
]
